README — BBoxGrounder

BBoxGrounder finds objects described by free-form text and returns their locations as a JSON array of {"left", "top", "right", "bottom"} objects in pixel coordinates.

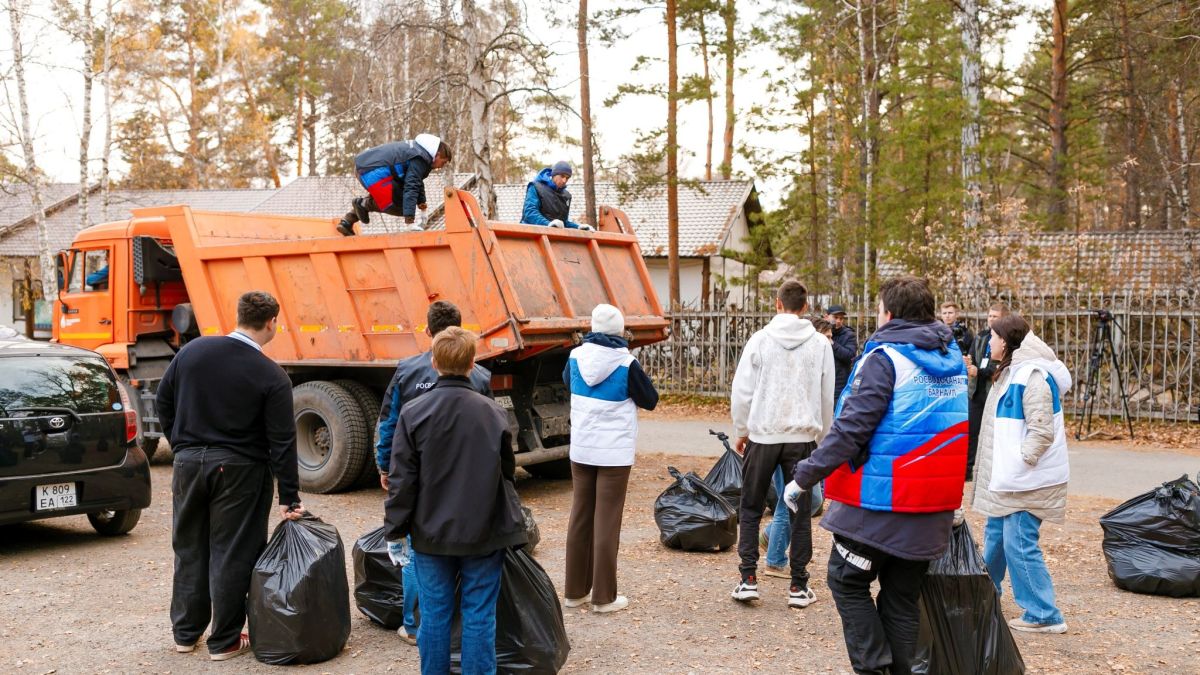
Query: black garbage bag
[
  {"left": 654, "top": 466, "right": 737, "bottom": 551},
  {"left": 522, "top": 506, "right": 541, "bottom": 554},
  {"left": 448, "top": 547, "right": 571, "bottom": 673},
  {"left": 1100, "top": 474, "right": 1200, "bottom": 597},
  {"left": 912, "top": 522, "right": 1025, "bottom": 675},
  {"left": 249, "top": 514, "right": 351, "bottom": 665},
  {"left": 352, "top": 526, "right": 405, "bottom": 629},
  {"left": 704, "top": 446, "right": 744, "bottom": 507}
]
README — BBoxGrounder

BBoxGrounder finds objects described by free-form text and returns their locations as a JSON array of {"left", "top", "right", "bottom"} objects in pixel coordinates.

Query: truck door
[{"left": 57, "top": 247, "right": 115, "bottom": 351}]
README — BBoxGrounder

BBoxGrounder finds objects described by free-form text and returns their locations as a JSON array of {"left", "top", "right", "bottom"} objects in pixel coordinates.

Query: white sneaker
[
  {"left": 592, "top": 595, "right": 629, "bottom": 613},
  {"left": 731, "top": 578, "right": 760, "bottom": 602},
  {"left": 397, "top": 626, "right": 417, "bottom": 645},
  {"left": 563, "top": 592, "right": 591, "bottom": 608},
  {"left": 788, "top": 585, "right": 817, "bottom": 608},
  {"left": 1008, "top": 617, "right": 1068, "bottom": 634}
]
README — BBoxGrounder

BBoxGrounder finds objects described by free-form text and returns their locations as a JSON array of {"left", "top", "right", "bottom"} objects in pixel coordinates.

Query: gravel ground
[{"left": 2, "top": 451, "right": 1199, "bottom": 674}]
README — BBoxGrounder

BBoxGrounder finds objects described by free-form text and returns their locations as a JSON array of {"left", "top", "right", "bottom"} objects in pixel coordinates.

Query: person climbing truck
[{"left": 338, "top": 134, "right": 453, "bottom": 236}]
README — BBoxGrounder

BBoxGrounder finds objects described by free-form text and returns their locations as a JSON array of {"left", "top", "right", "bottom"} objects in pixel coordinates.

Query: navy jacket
[
  {"left": 354, "top": 140, "right": 433, "bottom": 218},
  {"left": 522, "top": 168, "right": 581, "bottom": 228},
  {"left": 375, "top": 351, "right": 493, "bottom": 471},
  {"left": 794, "top": 319, "right": 958, "bottom": 561},
  {"left": 830, "top": 324, "right": 858, "bottom": 395}
]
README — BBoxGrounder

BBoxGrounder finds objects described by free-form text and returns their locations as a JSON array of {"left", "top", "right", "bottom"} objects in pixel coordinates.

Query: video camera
[{"left": 1087, "top": 309, "right": 1115, "bottom": 322}]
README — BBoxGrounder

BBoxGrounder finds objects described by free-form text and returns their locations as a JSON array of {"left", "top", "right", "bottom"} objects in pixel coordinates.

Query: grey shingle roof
[
  {"left": 493, "top": 179, "right": 755, "bottom": 257},
  {"left": 0, "top": 188, "right": 275, "bottom": 256},
  {"left": 0, "top": 183, "right": 80, "bottom": 229}
]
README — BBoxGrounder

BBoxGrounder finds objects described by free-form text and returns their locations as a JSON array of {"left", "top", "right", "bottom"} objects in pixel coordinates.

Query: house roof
[
  {"left": 0, "top": 183, "right": 80, "bottom": 229},
  {"left": 0, "top": 188, "right": 275, "bottom": 256},
  {"left": 492, "top": 179, "right": 759, "bottom": 257}
]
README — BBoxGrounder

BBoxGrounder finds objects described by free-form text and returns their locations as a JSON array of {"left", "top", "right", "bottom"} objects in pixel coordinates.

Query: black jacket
[
  {"left": 793, "top": 319, "right": 959, "bottom": 561},
  {"left": 385, "top": 377, "right": 527, "bottom": 556},
  {"left": 830, "top": 325, "right": 858, "bottom": 395},
  {"left": 156, "top": 336, "right": 299, "bottom": 505},
  {"left": 967, "top": 328, "right": 998, "bottom": 401},
  {"left": 949, "top": 320, "right": 974, "bottom": 358},
  {"left": 353, "top": 140, "right": 433, "bottom": 218}
]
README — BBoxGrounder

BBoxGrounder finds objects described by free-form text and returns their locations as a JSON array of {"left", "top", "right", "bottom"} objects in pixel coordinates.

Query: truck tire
[
  {"left": 524, "top": 458, "right": 573, "bottom": 480},
  {"left": 333, "top": 378, "right": 385, "bottom": 488},
  {"left": 88, "top": 509, "right": 141, "bottom": 536},
  {"left": 293, "top": 381, "right": 371, "bottom": 494},
  {"left": 140, "top": 437, "right": 161, "bottom": 463}
]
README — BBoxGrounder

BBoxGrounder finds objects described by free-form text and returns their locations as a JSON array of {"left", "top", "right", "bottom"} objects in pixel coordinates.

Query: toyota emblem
[{"left": 48, "top": 417, "right": 66, "bottom": 429}]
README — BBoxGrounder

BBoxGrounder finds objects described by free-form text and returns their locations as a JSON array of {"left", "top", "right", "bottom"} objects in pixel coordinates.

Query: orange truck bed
[{"left": 52, "top": 188, "right": 667, "bottom": 493}]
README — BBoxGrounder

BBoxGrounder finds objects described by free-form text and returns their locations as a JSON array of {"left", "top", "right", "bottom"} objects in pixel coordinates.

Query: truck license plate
[{"left": 35, "top": 483, "right": 77, "bottom": 511}]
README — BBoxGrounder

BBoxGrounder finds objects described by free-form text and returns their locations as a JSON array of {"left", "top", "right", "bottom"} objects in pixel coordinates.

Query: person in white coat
[
  {"left": 562, "top": 304, "right": 659, "bottom": 614},
  {"left": 973, "top": 313, "right": 1072, "bottom": 634}
]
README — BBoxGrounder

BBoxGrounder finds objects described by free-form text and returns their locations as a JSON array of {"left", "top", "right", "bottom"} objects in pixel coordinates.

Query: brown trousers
[{"left": 565, "top": 462, "right": 632, "bottom": 605}]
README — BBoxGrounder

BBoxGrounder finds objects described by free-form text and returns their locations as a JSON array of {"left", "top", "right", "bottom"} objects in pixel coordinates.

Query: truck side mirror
[{"left": 55, "top": 253, "right": 67, "bottom": 293}]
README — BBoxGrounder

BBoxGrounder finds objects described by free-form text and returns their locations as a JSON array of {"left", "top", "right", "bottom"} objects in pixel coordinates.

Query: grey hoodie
[{"left": 731, "top": 313, "right": 835, "bottom": 444}]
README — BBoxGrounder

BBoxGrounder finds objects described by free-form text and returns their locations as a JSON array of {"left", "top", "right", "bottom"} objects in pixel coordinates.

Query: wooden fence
[{"left": 637, "top": 291, "right": 1200, "bottom": 423}]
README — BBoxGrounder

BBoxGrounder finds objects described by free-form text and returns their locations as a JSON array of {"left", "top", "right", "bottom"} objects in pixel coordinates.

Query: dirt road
[{"left": 2, "top": 450, "right": 1198, "bottom": 674}]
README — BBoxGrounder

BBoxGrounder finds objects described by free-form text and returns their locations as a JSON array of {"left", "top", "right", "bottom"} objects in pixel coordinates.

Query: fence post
[{"left": 719, "top": 312, "right": 729, "bottom": 394}]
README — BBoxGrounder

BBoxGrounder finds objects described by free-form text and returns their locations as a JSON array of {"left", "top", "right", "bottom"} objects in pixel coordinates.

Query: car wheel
[
  {"left": 293, "top": 381, "right": 371, "bottom": 494},
  {"left": 523, "top": 458, "right": 573, "bottom": 480},
  {"left": 88, "top": 509, "right": 141, "bottom": 535},
  {"left": 332, "top": 379, "right": 385, "bottom": 488}
]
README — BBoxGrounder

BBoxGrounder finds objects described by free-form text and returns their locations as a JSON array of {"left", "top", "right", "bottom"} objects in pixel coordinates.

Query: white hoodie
[{"left": 731, "top": 314, "right": 835, "bottom": 444}]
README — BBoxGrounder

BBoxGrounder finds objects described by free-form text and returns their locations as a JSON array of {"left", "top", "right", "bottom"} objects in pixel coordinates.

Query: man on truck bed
[
  {"left": 337, "top": 134, "right": 453, "bottom": 236},
  {"left": 521, "top": 161, "right": 594, "bottom": 231}
]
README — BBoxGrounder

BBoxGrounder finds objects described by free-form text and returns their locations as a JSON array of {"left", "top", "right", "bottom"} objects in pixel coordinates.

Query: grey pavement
[{"left": 638, "top": 417, "right": 1197, "bottom": 502}]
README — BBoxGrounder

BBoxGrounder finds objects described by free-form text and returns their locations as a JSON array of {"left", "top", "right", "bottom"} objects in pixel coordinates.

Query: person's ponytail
[{"left": 991, "top": 314, "right": 1031, "bottom": 382}]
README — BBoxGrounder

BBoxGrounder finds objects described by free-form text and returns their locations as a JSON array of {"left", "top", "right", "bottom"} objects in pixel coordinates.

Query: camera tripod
[{"left": 1075, "top": 309, "right": 1137, "bottom": 440}]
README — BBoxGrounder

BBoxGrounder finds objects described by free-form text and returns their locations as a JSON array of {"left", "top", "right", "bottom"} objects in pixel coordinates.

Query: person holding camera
[{"left": 941, "top": 302, "right": 974, "bottom": 355}]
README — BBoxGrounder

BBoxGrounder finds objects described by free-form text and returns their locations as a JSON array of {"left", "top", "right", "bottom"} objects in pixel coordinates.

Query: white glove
[
  {"left": 783, "top": 480, "right": 806, "bottom": 513},
  {"left": 578, "top": 224, "right": 595, "bottom": 231},
  {"left": 548, "top": 219, "right": 564, "bottom": 228},
  {"left": 387, "top": 539, "right": 412, "bottom": 567}
]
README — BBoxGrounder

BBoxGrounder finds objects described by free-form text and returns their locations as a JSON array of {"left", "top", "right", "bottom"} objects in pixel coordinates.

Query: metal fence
[{"left": 637, "top": 291, "right": 1200, "bottom": 423}]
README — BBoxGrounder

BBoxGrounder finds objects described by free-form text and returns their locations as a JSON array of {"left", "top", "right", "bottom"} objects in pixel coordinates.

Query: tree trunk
[
  {"left": 823, "top": 83, "right": 838, "bottom": 289},
  {"left": 1117, "top": 0, "right": 1140, "bottom": 229},
  {"left": 1048, "top": 0, "right": 1069, "bottom": 226},
  {"left": 807, "top": 93, "right": 820, "bottom": 290},
  {"left": 578, "top": 0, "right": 597, "bottom": 226},
  {"left": 855, "top": 0, "right": 876, "bottom": 298},
  {"left": 78, "top": 0, "right": 94, "bottom": 231},
  {"left": 100, "top": 0, "right": 113, "bottom": 222},
  {"left": 307, "top": 93, "right": 318, "bottom": 176},
  {"left": 720, "top": 0, "right": 734, "bottom": 179},
  {"left": 667, "top": 0, "right": 680, "bottom": 309},
  {"left": 959, "top": 0, "right": 982, "bottom": 247},
  {"left": 215, "top": 0, "right": 227, "bottom": 172},
  {"left": 698, "top": 14, "right": 714, "bottom": 181},
  {"left": 236, "top": 48, "right": 282, "bottom": 188},
  {"left": 464, "top": 0, "right": 496, "bottom": 218},
  {"left": 296, "top": 61, "right": 305, "bottom": 177},
  {"left": 185, "top": 4, "right": 201, "bottom": 188},
  {"left": 1173, "top": 0, "right": 1191, "bottom": 228},
  {"left": 8, "top": 0, "right": 55, "bottom": 299}
]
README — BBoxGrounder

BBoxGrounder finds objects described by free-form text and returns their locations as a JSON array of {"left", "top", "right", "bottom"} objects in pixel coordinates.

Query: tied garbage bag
[
  {"left": 352, "top": 526, "right": 405, "bottom": 629},
  {"left": 249, "top": 514, "right": 351, "bottom": 665},
  {"left": 704, "top": 431, "right": 744, "bottom": 507},
  {"left": 654, "top": 466, "right": 737, "bottom": 551},
  {"left": 522, "top": 506, "right": 541, "bottom": 554},
  {"left": 913, "top": 522, "right": 1025, "bottom": 675},
  {"left": 449, "top": 547, "right": 571, "bottom": 673},
  {"left": 1100, "top": 474, "right": 1200, "bottom": 597}
]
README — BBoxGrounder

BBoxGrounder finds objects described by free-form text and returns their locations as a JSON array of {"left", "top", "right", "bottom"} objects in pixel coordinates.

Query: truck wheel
[
  {"left": 140, "top": 437, "right": 160, "bottom": 463},
  {"left": 88, "top": 509, "right": 142, "bottom": 536},
  {"left": 293, "top": 381, "right": 371, "bottom": 494},
  {"left": 524, "top": 458, "right": 573, "bottom": 480},
  {"left": 333, "top": 379, "right": 385, "bottom": 488}
]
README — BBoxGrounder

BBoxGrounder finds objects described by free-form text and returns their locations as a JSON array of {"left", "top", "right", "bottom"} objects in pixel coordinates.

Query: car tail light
[{"left": 117, "top": 385, "right": 138, "bottom": 443}]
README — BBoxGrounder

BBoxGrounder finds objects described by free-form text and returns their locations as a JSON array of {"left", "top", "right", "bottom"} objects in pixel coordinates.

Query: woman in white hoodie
[{"left": 973, "top": 313, "right": 1072, "bottom": 634}]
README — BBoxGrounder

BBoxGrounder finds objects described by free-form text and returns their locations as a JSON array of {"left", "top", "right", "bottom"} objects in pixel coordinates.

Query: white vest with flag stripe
[
  {"left": 989, "top": 361, "right": 1070, "bottom": 492},
  {"left": 567, "top": 343, "right": 639, "bottom": 467}
]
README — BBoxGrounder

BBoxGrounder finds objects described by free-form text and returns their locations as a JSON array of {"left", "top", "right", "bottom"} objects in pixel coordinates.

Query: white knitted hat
[{"left": 591, "top": 304, "right": 624, "bottom": 336}]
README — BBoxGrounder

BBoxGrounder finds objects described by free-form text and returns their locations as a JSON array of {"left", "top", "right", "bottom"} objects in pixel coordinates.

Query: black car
[{"left": 0, "top": 337, "right": 151, "bottom": 534}]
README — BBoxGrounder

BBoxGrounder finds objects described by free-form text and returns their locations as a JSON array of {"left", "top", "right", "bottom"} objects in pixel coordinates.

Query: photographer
[{"left": 941, "top": 302, "right": 974, "bottom": 355}]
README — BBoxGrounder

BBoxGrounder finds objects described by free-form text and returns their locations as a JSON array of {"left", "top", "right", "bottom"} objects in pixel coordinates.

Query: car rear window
[{"left": 0, "top": 356, "right": 120, "bottom": 416}]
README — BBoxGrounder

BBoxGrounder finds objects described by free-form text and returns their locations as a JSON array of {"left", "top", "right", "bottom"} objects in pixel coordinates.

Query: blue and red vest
[
  {"left": 358, "top": 163, "right": 407, "bottom": 211},
  {"left": 824, "top": 343, "right": 969, "bottom": 513}
]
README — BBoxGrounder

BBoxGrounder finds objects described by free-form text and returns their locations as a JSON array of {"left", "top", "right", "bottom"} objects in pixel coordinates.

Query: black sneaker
[
  {"left": 337, "top": 219, "right": 356, "bottom": 236},
  {"left": 788, "top": 583, "right": 817, "bottom": 608},
  {"left": 731, "top": 575, "right": 760, "bottom": 602},
  {"left": 353, "top": 197, "right": 370, "bottom": 224}
]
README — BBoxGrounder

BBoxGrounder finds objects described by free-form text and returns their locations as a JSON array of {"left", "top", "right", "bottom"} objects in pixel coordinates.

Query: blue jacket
[
  {"left": 522, "top": 168, "right": 580, "bottom": 228},
  {"left": 354, "top": 140, "right": 433, "bottom": 218},
  {"left": 375, "top": 351, "right": 493, "bottom": 471},
  {"left": 793, "top": 319, "right": 965, "bottom": 561}
]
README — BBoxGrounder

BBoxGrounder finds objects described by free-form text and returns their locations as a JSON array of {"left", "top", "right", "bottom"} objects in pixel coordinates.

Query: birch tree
[
  {"left": 666, "top": 0, "right": 681, "bottom": 309},
  {"left": 578, "top": 0, "right": 597, "bottom": 226},
  {"left": 959, "top": 0, "right": 982, "bottom": 266}
]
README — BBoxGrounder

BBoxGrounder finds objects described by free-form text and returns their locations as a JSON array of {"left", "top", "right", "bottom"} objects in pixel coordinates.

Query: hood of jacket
[
  {"left": 534, "top": 167, "right": 564, "bottom": 191},
  {"left": 763, "top": 313, "right": 817, "bottom": 351},
  {"left": 1011, "top": 331, "right": 1073, "bottom": 392},
  {"left": 869, "top": 318, "right": 963, "bottom": 378},
  {"left": 414, "top": 133, "right": 441, "bottom": 160},
  {"left": 574, "top": 334, "right": 630, "bottom": 386}
]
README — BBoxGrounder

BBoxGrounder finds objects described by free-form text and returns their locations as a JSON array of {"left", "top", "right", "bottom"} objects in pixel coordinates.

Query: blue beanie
[{"left": 551, "top": 161, "right": 573, "bottom": 177}]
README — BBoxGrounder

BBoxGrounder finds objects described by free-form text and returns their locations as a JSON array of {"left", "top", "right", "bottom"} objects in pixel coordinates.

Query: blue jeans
[
  {"left": 983, "top": 512, "right": 1064, "bottom": 625},
  {"left": 402, "top": 537, "right": 419, "bottom": 634},
  {"left": 766, "top": 468, "right": 823, "bottom": 568},
  {"left": 412, "top": 549, "right": 504, "bottom": 675}
]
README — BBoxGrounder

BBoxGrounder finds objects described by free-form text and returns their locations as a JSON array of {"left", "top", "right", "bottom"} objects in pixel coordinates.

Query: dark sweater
[{"left": 156, "top": 335, "right": 300, "bottom": 505}]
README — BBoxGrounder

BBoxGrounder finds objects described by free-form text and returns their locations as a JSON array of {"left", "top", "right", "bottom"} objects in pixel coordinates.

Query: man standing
[
  {"left": 789, "top": 276, "right": 968, "bottom": 675},
  {"left": 730, "top": 280, "right": 835, "bottom": 609},
  {"left": 965, "top": 301, "right": 1010, "bottom": 480},
  {"left": 337, "top": 134, "right": 452, "bottom": 236},
  {"left": 521, "top": 161, "right": 594, "bottom": 230},
  {"left": 158, "top": 291, "right": 304, "bottom": 661},
  {"left": 824, "top": 304, "right": 858, "bottom": 396},
  {"left": 940, "top": 301, "right": 975, "bottom": 356}
]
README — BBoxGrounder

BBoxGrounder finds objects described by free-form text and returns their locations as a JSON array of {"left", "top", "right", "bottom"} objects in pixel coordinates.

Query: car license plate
[
  {"left": 35, "top": 482, "right": 77, "bottom": 511},
  {"left": 495, "top": 395, "right": 514, "bottom": 409}
]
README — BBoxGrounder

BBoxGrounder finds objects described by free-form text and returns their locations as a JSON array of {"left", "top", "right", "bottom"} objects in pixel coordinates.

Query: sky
[{"left": 1, "top": 0, "right": 1040, "bottom": 210}]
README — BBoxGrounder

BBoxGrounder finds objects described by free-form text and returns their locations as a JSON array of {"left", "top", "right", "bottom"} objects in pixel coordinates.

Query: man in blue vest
[
  {"left": 521, "top": 161, "right": 594, "bottom": 230},
  {"left": 787, "top": 275, "right": 969, "bottom": 675},
  {"left": 337, "top": 134, "right": 452, "bottom": 236}
]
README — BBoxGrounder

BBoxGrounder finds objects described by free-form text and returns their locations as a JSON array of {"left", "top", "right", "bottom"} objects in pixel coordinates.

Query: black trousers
[
  {"left": 827, "top": 534, "right": 930, "bottom": 675},
  {"left": 737, "top": 440, "right": 816, "bottom": 585},
  {"left": 967, "top": 396, "right": 986, "bottom": 481},
  {"left": 171, "top": 448, "right": 273, "bottom": 653},
  {"left": 342, "top": 194, "right": 403, "bottom": 225}
]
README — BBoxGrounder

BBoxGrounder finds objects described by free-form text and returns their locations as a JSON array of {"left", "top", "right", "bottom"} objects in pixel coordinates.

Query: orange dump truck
[{"left": 52, "top": 188, "right": 667, "bottom": 493}]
